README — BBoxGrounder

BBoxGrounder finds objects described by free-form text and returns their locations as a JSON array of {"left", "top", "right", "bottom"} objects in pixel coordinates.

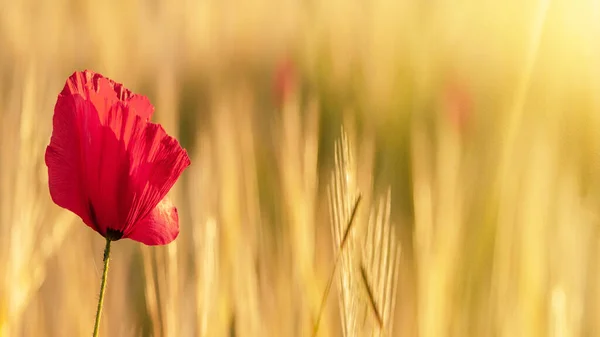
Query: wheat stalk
[
  {"left": 188, "top": 129, "right": 222, "bottom": 337},
  {"left": 322, "top": 127, "right": 362, "bottom": 337},
  {"left": 0, "top": 63, "right": 74, "bottom": 336},
  {"left": 321, "top": 127, "right": 401, "bottom": 337},
  {"left": 360, "top": 188, "right": 401, "bottom": 337},
  {"left": 277, "top": 92, "right": 321, "bottom": 335}
]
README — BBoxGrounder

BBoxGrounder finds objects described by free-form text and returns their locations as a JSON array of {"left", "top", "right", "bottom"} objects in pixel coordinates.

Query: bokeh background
[{"left": 2, "top": 0, "right": 600, "bottom": 336}]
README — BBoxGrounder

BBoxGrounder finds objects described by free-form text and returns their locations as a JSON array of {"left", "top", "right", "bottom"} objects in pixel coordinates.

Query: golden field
[{"left": 1, "top": 0, "right": 600, "bottom": 336}]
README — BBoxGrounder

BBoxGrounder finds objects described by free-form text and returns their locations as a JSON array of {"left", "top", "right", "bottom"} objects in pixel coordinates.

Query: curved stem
[{"left": 93, "top": 237, "right": 112, "bottom": 337}]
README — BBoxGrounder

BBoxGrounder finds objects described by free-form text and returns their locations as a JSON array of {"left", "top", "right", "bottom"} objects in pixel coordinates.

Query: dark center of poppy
[{"left": 105, "top": 228, "right": 124, "bottom": 241}]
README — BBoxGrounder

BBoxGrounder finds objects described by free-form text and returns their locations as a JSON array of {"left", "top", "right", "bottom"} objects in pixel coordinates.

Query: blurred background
[{"left": 1, "top": 0, "right": 600, "bottom": 336}]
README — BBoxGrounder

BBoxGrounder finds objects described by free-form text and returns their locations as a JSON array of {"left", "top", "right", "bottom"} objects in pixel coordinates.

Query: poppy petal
[
  {"left": 82, "top": 102, "right": 135, "bottom": 233},
  {"left": 121, "top": 120, "right": 190, "bottom": 234},
  {"left": 45, "top": 95, "right": 101, "bottom": 231},
  {"left": 83, "top": 101, "right": 190, "bottom": 235},
  {"left": 127, "top": 95, "right": 154, "bottom": 120},
  {"left": 61, "top": 70, "right": 154, "bottom": 121},
  {"left": 127, "top": 197, "right": 180, "bottom": 245}
]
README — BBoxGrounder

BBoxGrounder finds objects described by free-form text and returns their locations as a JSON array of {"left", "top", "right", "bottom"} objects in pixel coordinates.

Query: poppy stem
[{"left": 93, "top": 237, "right": 112, "bottom": 337}]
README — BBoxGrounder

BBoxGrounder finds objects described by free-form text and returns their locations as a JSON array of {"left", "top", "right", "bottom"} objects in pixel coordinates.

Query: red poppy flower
[
  {"left": 440, "top": 78, "right": 472, "bottom": 133},
  {"left": 45, "top": 70, "right": 191, "bottom": 245},
  {"left": 273, "top": 56, "right": 298, "bottom": 105}
]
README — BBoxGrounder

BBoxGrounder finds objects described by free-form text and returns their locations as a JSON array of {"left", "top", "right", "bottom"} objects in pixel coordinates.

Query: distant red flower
[
  {"left": 441, "top": 78, "right": 472, "bottom": 132},
  {"left": 273, "top": 56, "right": 298, "bottom": 105},
  {"left": 45, "top": 70, "right": 190, "bottom": 245}
]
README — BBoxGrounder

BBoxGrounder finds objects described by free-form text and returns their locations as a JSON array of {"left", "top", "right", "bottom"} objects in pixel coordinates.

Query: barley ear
[{"left": 361, "top": 188, "right": 401, "bottom": 337}]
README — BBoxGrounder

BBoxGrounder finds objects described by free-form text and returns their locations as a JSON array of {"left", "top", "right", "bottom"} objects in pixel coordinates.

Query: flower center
[{"left": 105, "top": 228, "right": 124, "bottom": 241}]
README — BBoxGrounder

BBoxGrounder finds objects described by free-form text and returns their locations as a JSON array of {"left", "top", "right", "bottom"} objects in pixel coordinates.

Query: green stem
[{"left": 93, "top": 237, "right": 112, "bottom": 337}]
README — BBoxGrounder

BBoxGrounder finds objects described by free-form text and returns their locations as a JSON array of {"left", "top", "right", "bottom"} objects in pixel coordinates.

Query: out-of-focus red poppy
[
  {"left": 45, "top": 70, "right": 190, "bottom": 245},
  {"left": 441, "top": 78, "right": 472, "bottom": 133},
  {"left": 273, "top": 56, "right": 298, "bottom": 105}
]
